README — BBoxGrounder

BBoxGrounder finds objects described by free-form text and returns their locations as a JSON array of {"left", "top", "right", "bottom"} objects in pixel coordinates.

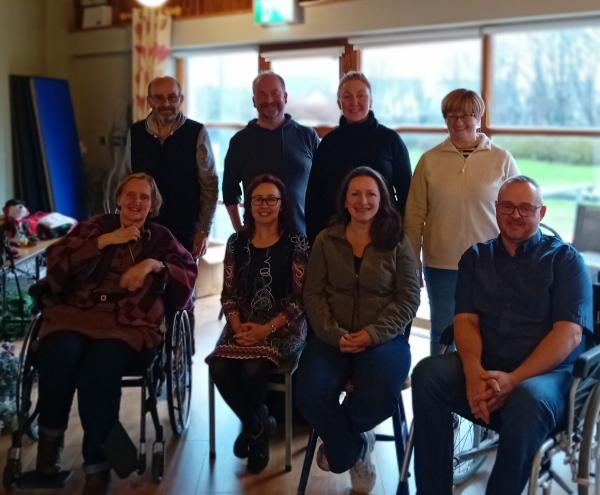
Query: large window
[
  {"left": 490, "top": 25, "right": 600, "bottom": 241},
  {"left": 269, "top": 51, "right": 340, "bottom": 125},
  {"left": 492, "top": 26, "right": 600, "bottom": 128},
  {"left": 361, "top": 38, "right": 481, "bottom": 126},
  {"left": 186, "top": 49, "right": 257, "bottom": 242}
]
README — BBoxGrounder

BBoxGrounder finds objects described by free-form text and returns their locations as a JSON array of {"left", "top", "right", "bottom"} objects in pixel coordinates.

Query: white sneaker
[
  {"left": 316, "top": 442, "right": 331, "bottom": 471},
  {"left": 349, "top": 430, "right": 376, "bottom": 493}
]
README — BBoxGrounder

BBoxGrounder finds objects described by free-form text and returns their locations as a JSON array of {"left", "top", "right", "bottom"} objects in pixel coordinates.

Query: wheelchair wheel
[
  {"left": 577, "top": 385, "right": 600, "bottom": 495},
  {"left": 151, "top": 441, "right": 165, "bottom": 483},
  {"left": 166, "top": 310, "right": 193, "bottom": 436},
  {"left": 453, "top": 416, "right": 489, "bottom": 485},
  {"left": 16, "top": 315, "right": 42, "bottom": 442},
  {"left": 3, "top": 457, "right": 21, "bottom": 491}
]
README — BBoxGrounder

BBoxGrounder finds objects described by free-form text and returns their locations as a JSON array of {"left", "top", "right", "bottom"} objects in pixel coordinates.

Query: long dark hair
[
  {"left": 335, "top": 166, "right": 403, "bottom": 250},
  {"left": 242, "top": 174, "right": 291, "bottom": 237}
]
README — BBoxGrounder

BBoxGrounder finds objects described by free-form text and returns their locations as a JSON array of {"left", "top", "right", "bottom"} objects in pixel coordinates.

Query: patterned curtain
[{"left": 131, "top": 8, "right": 172, "bottom": 123}]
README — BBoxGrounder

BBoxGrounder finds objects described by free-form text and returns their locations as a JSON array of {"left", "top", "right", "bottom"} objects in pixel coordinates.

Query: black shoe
[
  {"left": 233, "top": 430, "right": 250, "bottom": 459},
  {"left": 246, "top": 405, "right": 276, "bottom": 474},
  {"left": 247, "top": 433, "right": 269, "bottom": 474},
  {"left": 81, "top": 470, "right": 110, "bottom": 495},
  {"left": 36, "top": 432, "right": 64, "bottom": 476}
]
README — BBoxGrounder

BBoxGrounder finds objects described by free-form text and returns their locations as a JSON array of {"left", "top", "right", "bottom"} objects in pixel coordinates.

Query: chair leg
[
  {"left": 392, "top": 400, "right": 411, "bottom": 495},
  {"left": 208, "top": 374, "right": 216, "bottom": 459},
  {"left": 398, "top": 421, "right": 414, "bottom": 495},
  {"left": 297, "top": 429, "right": 318, "bottom": 495},
  {"left": 285, "top": 371, "right": 293, "bottom": 472}
]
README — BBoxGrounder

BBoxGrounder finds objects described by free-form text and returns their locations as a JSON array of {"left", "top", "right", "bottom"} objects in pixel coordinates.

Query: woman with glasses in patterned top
[
  {"left": 206, "top": 174, "right": 309, "bottom": 474},
  {"left": 404, "top": 89, "right": 519, "bottom": 355}
]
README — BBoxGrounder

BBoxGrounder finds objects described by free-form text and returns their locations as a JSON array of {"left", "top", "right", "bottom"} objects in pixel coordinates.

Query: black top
[
  {"left": 305, "top": 111, "right": 411, "bottom": 243},
  {"left": 222, "top": 114, "right": 319, "bottom": 234},
  {"left": 130, "top": 119, "right": 203, "bottom": 248}
]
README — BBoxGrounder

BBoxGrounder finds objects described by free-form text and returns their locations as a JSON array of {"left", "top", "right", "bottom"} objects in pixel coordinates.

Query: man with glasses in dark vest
[
  {"left": 412, "top": 175, "right": 594, "bottom": 495},
  {"left": 122, "top": 76, "right": 218, "bottom": 257}
]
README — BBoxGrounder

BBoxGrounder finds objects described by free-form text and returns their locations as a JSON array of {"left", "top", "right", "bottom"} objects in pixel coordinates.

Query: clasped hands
[
  {"left": 466, "top": 368, "right": 520, "bottom": 424},
  {"left": 339, "top": 329, "right": 373, "bottom": 353},
  {"left": 233, "top": 322, "right": 271, "bottom": 346},
  {"left": 98, "top": 225, "right": 163, "bottom": 292}
]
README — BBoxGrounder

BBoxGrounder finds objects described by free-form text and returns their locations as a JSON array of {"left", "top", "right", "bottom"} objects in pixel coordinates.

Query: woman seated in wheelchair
[
  {"left": 206, "top": 174, "right": 309, "bottom": 474},
  {"left": 34, "top": 172, "right": 196, "bottom": 493},
  {"left": 296, "top": 166, "right": 420, "bottom": 493}
]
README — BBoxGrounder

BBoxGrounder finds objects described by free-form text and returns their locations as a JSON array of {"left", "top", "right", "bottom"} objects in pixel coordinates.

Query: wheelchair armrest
[
  {"left": 439, "top": 324, "right": 455, "bottom": 347},
  {"left": 28, "top": 279, "right": 50, "bottom": 308},
  {"left": 573, "top": 345, "right": 600, "bottom": 379}
]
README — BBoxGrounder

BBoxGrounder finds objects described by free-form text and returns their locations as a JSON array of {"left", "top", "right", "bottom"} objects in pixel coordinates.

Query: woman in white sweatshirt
[{"left": 404, "top": 89, "right": 519, "bottom": 355}]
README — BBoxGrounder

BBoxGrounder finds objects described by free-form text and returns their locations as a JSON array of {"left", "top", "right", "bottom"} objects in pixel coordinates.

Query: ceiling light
[{"left": 136, "top": 0, "right": 168, "bottom": 7}]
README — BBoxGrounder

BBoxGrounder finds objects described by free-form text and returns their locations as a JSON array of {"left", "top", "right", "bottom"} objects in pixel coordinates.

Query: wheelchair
[
  {"left": 401, "top": 281, "right": 600, "bottom": 494},
  {"left": 2, "top": 295, "right": 194, "bottom": 491}
]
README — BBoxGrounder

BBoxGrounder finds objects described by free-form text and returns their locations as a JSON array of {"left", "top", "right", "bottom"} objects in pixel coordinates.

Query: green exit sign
[{"left": 254, "top": 0, "right": 300, "bottom": 26}]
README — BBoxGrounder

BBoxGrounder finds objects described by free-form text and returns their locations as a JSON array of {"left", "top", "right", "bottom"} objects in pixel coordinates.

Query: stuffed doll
[{"left": 2, "top": 200, "right": 37, "bottom": 247}]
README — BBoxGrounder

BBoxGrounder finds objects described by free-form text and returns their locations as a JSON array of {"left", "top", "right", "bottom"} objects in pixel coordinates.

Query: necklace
[{"left": 127, "top": 242, "right": 136, "bottom": 264}]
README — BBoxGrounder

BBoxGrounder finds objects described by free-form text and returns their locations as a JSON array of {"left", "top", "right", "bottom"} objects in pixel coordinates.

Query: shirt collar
[
  {"left": 145, "top": 111, "right": 186, "bottom": 138},
  {"left": 497, "top": 229, "right": 543, "bottom": 257}
]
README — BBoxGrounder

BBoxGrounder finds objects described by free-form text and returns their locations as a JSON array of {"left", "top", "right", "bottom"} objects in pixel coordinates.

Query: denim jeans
[
  {"left": 37, "top": 331, "right": 143, "bottom": 473},
  {"left": 423, "top": 267, "right": 458, "bottom": 355},
  {"left": 296, "top": 334, "right": 411, "bottom": 473},
  {"left": 411, "top": 352, "right": 572, "bottom": 495}
]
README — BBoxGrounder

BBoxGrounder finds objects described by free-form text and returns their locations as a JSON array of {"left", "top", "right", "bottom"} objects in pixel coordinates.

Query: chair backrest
[{"left": 573, "top": 203, "right": 600, "bottom": 253}]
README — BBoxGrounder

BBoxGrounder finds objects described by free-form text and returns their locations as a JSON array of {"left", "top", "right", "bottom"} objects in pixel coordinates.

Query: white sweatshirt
[{"left": 404, "top": 134, "right": 519, "bottom": 270}]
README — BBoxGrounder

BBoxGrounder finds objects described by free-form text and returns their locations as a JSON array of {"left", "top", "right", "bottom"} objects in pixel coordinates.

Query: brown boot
[
  {"left": 36, "top": 431, "right": 64, "bottom": 476},
  {"left": 81, "top": 470, "right": 110, "bottom": 495}
]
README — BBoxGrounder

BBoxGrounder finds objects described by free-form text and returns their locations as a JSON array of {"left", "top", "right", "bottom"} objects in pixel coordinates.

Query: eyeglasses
[
  {"left": 149, "top": 94, "right": 180, "bottom": 104},
  {"left": 496, "top": 201, "right": 543, "bottom": 217},
  {"left": 251, "top": 196, "right": 281, "bottom": 207},
  {"left": 445, "top": 114, "right": 476, "bottom": 122}
]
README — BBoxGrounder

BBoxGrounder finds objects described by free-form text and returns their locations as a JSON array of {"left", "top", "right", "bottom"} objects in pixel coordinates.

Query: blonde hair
[
  {"left": 441, "top": 89, "right": 485, "bottom": 120},
  {"left": 115, "top": 172, "right": 163, "bottom": 217},
  {"left": 337, "top": 71, "right": 372, "bottom": 101}
]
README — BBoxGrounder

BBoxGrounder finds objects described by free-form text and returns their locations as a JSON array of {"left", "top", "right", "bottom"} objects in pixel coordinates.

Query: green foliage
[
  {"left": 0, "top": 342, "right": 18, "bottom": 432},
  {"left": 500, "top": 137, "right": 598, "bottom": 166},
  {"left": 1, "top": 291, "right": 34, "bottom": 340}
]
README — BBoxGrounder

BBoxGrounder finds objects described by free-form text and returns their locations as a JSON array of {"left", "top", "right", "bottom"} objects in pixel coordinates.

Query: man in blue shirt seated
[{"left": 411, "top": 175, "right": 594, "bottom": 495}]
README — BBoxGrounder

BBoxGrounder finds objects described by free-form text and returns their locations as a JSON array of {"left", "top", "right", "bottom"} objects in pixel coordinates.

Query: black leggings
[{"left": 209, "top": 357, "right": 274, "bottom": 434}]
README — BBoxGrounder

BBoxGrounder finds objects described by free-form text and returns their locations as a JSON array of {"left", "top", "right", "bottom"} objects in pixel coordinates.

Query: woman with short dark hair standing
[{"left": 404, "top": 89, "right": 519, "bottom": 355}]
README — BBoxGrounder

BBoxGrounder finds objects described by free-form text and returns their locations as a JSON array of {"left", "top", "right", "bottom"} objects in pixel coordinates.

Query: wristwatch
[{"left": 160, "top": 260, "right": 168, "bottom": 272}]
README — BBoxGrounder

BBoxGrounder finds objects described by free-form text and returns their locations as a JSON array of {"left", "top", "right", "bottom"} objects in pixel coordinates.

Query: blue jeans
[
  {"left": 424, "top": 267, "right": 458, "bottom": 355},
  {"left": 296, "top": 334, "right": 411, "bottom": 473},
  {"left": 37, "top": 331, "right": 148, "bottom": 473},
  {"left": 411, "top": 352, "right": 572, "bottom": 495}
]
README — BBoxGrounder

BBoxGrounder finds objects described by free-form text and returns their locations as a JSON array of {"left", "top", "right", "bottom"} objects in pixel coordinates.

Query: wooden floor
[{"left": 0, "top": 295, "right": 578, "bottom": 494}]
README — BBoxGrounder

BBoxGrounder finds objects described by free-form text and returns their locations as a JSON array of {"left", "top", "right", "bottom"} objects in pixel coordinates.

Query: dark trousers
[
  {"left": 296, "top": 334, "right": 411, "bottom": 473},
  {"left": 37, "top": 331, "right": 137, "bottom": 472},
  {"left": 209, "top": 357, "right": 274, "bottom": 434}
]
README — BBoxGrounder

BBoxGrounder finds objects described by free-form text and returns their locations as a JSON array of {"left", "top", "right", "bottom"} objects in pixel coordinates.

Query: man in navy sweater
[
  {"left": 222, "top": 72, "right": 319, "bottom": 234},
  {"left": 122, "top": 76, "right": 218, "bottom": 257}
]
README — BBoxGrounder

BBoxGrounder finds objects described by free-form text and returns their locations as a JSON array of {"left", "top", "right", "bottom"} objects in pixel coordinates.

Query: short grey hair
[
  {"left": 498, "top": 175, "right": 543, "bottom": 203},
  {"left": 252, "top": 71, "right": 286, "bottom": 94}
]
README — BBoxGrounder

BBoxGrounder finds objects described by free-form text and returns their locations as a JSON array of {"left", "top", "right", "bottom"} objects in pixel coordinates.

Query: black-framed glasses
[
  {"left": 496, "top": 201, "right": 543, "bottom": 217},
  {"left": 251, "top": 195, "right": 281, "bottom": 207},
  {"left": 149, "top": 94, "right": 180, "bottom": 104}
]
